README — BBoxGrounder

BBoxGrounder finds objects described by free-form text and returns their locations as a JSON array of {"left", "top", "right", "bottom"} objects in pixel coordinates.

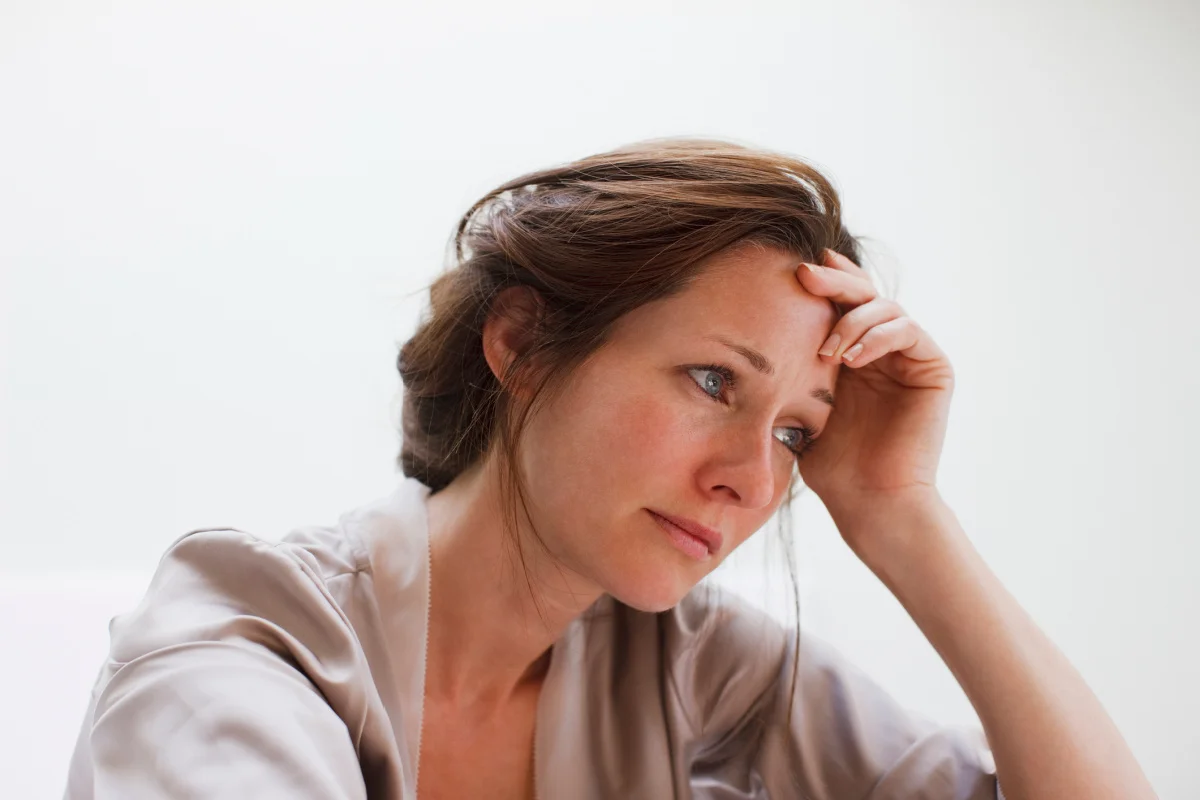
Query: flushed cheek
[
  {"left": 526, "top": 390, "right": 675, "bottom": 503},
  {"left": 604, "top": 396, "right": 696, "bottom": 477}
]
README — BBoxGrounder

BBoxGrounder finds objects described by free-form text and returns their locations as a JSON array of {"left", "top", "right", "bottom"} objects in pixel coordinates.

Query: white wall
[{"left": 2, "top": 1, "right": 1196, "bottom": 797}]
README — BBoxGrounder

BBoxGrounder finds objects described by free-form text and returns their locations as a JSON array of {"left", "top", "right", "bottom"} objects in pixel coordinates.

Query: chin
[
  {"left": 605, "top": 569, "right": 698, "bottom": 613},
  {"left": 623, "top": 595, "right": 688, "bottom": 614},
  {"left": 586, "top": 514, "right": 715, "bottom": 612}
]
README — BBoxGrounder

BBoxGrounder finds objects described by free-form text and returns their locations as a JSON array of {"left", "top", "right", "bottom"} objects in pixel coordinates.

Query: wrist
[{"left": 821, "top": 486, "right": 955, "bottom": 569}]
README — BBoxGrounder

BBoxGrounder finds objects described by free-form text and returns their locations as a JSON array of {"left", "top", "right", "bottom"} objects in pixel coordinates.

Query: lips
[{"left": 648, "top": 510, "right": 725, "bottom": 555}]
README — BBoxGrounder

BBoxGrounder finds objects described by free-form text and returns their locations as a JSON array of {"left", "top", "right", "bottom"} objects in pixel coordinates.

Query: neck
[{"left": 423, "top": 454, "right": 604, "bottom": 711}]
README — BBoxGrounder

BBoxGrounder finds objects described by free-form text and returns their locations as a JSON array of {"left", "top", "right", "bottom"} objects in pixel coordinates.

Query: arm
[
  {"left": 87, "top": 640, "right": 369, "bottom": 800},
  {"left": 830, "top": 490, "right": 1158, "bottom": 800},
  {"left": 65, "top": 529, "right": 373, "bottom": 799},
  {"left": 669, "top": 585, "right": 999, "bottom": 799}
]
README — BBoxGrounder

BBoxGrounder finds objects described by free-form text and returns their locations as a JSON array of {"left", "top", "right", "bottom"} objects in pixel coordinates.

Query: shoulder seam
[{"left": 171, "top": 526, "right": 368, "bottom": 581}]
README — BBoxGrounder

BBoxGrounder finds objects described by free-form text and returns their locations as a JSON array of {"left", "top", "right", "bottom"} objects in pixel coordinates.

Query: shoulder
[
  {"left": 659, "top": 586, "right": 998, "bottom": 798},
  {"left": 658, "top": 583, "right": 892, "bottom": 738},
  {"left": 74, "top": 525, "right": 386, "bottom": 799},
  {"left": 106, "top": 476, "right": 434, "bottom": 667},
  {"left": 106, "top": 524, "right": 369, "bottom": 667}
]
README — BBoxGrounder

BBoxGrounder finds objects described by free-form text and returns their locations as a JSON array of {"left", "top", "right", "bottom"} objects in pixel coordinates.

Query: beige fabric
[{"left": 63, "top": 476, "right": 1002, "bottom": 799}]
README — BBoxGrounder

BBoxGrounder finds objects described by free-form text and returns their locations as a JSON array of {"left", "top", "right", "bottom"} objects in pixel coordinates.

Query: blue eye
[
  {"left": 774, "top": 428, "right": 805, "bottom": 450},
  {"left": 687, "top": 365, "right": 734, "bottom": 399},
  {"left": 685, "top": 364, "right": 819, "bottom": 460}
]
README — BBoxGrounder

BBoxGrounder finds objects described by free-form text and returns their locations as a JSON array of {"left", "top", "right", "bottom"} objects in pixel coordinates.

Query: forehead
[{"left": 622, "top": 244, "right": 839, "bottom": 348}]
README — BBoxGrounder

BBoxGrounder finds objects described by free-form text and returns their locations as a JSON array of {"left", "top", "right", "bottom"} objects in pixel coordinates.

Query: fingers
[
  {"left": 796, "top": 257, "right": 876, "bottom": 309},
  {"left": 821, "top": 301, "right": 949, "bottom": 368},
  {"left": 820, "top": 247, "right": 868, "bottom": 276},
  {"left": 800, "top": 249, "right": 950, "bottom": 373},
  {"left": 816, "top": 297, "right": 905, "bottom": 363},
  {"left": 833, "top": 316, "right": 921, "bottom": 367}
]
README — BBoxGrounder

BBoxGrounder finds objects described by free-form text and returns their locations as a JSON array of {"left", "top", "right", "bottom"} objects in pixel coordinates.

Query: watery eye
[
  {"left": 774, "top": 428, "right": 802, "bottom": 449},
  {"left": 688, "top": 367, "right": 724, "bottom": 398}
]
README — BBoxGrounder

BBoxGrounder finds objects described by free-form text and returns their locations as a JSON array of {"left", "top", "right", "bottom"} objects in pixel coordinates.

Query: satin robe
[{"left": 64, "top": 475, "right": 1003, "bottom": 799}]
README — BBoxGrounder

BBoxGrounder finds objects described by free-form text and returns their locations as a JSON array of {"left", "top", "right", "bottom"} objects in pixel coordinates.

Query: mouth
[{"left": 647, "top": 509, "right": 723, "bottom": 562}]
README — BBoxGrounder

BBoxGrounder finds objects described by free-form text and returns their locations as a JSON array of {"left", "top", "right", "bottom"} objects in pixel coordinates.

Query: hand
[{"left": 793, "top": 248, "right": 955, "bottom": 530}]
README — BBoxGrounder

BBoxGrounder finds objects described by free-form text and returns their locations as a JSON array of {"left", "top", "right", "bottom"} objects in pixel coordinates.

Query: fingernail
[
  {"left": 803, "top": 262, "right": 823, "bottom": 273},
  {"left": 842, "top": 343, "right": 864, "bottom": 362},
  {"left": 818, "top": 332, "right": 841, "bottom": 357}
]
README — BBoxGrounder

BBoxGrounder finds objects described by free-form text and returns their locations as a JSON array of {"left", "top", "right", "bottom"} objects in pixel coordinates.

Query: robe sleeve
[
  {"left": 64, "top": 528, "right": 370, "bottom": 800},
  {"left": 669, "top": 586, "right": 1004, "bottom": 799}
]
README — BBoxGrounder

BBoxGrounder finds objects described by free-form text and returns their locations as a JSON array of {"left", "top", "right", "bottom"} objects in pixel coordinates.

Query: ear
[{"left": 482, "top": 286, "right": 545, "bottom": 396}]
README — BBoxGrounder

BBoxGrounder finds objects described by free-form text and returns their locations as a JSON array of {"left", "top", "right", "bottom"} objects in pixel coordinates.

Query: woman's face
[{"left": 516, "top": 245, "right": 842, "bottom": 612}]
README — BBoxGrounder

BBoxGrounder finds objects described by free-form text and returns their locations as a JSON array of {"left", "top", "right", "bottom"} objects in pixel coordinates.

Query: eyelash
[{"left": 686, "top": 362, "right": 820, "bottom": 460}]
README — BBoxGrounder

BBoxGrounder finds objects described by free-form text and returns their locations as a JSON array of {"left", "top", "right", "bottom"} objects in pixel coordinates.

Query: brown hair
[{"left": 395, "top": 135, "right": 880, "bottom": 723}]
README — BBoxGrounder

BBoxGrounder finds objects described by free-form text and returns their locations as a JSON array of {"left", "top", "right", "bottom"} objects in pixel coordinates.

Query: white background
[{"left": 2, "top": 1, "right": 1196, "bottom": 797}]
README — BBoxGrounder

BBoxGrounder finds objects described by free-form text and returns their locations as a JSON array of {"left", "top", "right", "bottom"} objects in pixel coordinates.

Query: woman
[{"left": 63, "top": 138, "right": 1156, "bottom": 799}]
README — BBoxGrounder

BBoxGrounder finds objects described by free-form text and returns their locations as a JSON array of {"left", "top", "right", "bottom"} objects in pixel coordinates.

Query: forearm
[{"left": 831, "top": 493, "right": 1157, "bottom": 800}]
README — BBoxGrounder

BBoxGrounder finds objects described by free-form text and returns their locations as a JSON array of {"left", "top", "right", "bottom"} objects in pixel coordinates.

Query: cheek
[
  {"left": 534, "top": 377, "right": 692, "bottom": 493},
  {"left": 595, "top": 409, "right": 680, "bottom": 496},
  {"left": 603, "top": 388, "right": 699, "bottom": 479}
]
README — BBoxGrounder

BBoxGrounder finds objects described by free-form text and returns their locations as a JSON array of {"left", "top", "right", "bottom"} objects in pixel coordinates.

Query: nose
[{"left": 700, "top": 420, "right": 778, "bottom": 510}]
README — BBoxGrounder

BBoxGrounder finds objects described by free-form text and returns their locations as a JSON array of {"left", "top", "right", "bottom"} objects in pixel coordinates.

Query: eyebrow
[{"left": 705, "top": 334, "right": 837, "bottom": 409}]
